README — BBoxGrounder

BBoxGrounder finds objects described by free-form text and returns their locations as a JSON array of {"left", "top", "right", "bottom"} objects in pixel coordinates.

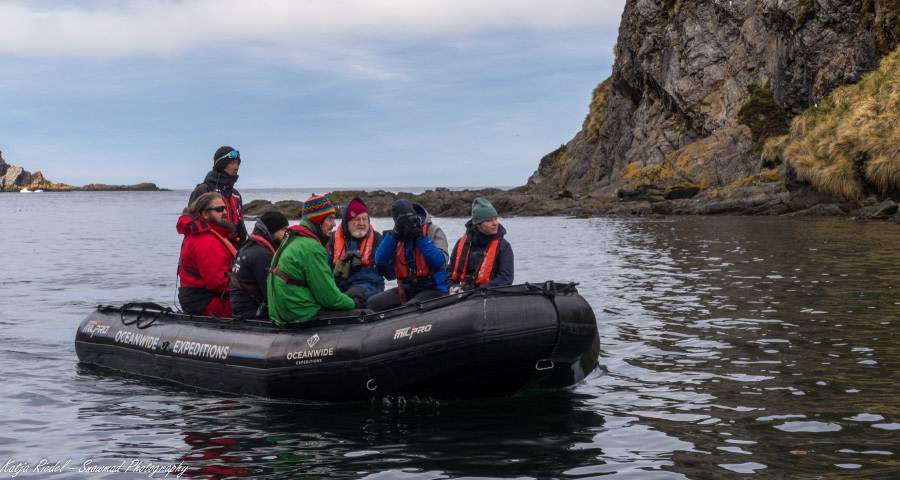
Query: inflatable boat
[{"left": 75, "top": 281, "right": 599, "bottom": 401}]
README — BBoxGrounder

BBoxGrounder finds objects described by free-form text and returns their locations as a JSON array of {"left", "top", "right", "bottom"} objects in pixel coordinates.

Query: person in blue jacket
[
  {"left": 366, "top": 199, "right": 449, "bottom": 311},
  {"left": 327, "top": 197, "right": 385, "bottom": 303}
]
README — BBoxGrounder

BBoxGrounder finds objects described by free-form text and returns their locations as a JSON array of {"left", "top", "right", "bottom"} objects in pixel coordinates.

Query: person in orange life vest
[
  {"left": 448, "top": 197, "right": 514, "bottom": 294},
  {"left": 229, "top": 211, "right": 290, "bottom": 319},
  {"left": 188, "top": 146, "right": 247, "bottom": 247},
  {"left": 176, "top": 192, "right": 238, "bottom": 317},
  {"left": 366, "top": 199, "right": 449, "bottom": 312},
  {"left": 327, "top": 197, "right": 385, "bottom": 302},
  {"left": 267, "top": 195, "right": 368, "bottom": 325}
]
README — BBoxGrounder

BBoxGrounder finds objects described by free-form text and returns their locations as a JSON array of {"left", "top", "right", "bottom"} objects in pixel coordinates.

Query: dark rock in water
[
  {"left": 80, "top": 183, "right": 165, "bottom": 191},
  {"left": 854, "top": 200, "right": 899, "bottom": 220},
  {"left": 784, "top": 204, "right": 847, "bottom": 217}
]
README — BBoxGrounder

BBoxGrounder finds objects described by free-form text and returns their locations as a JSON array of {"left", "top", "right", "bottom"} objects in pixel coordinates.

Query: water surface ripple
[{"left": 1, "top": 191, "right": 897, "bottom": 479}]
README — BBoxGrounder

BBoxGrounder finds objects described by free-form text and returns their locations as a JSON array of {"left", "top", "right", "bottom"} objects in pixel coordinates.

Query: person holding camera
[
  {"left": 367, "top": 199, "right": 449, "bottom": 311},
  {"left": 328, "top": 197, "right": 385, "bottom": 303},
  {"left": 448, "top": 197, "right": 514, "bottom": 293}
]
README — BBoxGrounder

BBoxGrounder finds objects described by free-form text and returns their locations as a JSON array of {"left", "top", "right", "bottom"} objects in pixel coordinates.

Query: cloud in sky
[{"left": 0, "top": 0, "right": 625, "bottom": 189}]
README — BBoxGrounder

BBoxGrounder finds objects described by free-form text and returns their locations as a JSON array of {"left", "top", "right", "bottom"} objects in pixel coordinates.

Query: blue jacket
[{"left": 374, "top": 204, "right": 449, "bottom": 294}]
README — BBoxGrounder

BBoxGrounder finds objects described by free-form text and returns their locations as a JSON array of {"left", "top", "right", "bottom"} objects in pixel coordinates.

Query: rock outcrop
[
  {"left": 527, "top": 0, "right": 898, "bottom": 203},
  {"left": 0, "top": 152, "right": 35, "bottom": 191},
  {"left": 243, "top": 186, "right": 899, "bottom": 222},
  {"left": 0, "top": 150, "right": 164, "bottom": 192}
]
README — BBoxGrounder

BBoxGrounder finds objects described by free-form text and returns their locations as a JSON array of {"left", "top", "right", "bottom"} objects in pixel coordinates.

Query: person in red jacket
[{"left": 176, "top": 192, "right": 238, "bottom": 317}]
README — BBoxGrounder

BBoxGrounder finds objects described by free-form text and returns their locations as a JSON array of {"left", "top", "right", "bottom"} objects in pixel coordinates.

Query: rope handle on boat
[
  {"left": 534, "top": 287, "right": 565, "bottom": 372},
  {"left": 535, "top": 359, "right": 555, "bottom": 371},
  {"left": 118, "top": 302, "right": 172, "bottom": 329}
]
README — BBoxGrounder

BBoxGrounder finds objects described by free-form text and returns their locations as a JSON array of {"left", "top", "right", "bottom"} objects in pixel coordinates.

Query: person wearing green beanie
[
  {"left": 471, "top": 197, "right": 499, "bottom": 225},
  {"left": 448, "top": 197, "right": 514, "bottom": 292}
]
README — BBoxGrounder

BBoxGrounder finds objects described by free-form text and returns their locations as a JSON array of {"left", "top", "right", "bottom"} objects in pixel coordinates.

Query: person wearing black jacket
[
  {"left": 447, "top": 197, "right": 514, "bottom": 293},
  {"left": 229, "top": 211, "right": 290, "bottom": 319},
  {"left": 188, "top": 146, "right": 247, "bottom": 246}
]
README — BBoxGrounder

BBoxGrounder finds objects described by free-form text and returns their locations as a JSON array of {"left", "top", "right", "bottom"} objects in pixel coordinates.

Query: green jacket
[{"left": 268, "top": 219, "right": 355, "bottom": 325}]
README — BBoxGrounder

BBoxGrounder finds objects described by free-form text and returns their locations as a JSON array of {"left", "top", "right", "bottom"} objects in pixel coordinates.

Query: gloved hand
[
  {"left": 353, "top": 297, "right": 368, "bottom": 310},
  {"left": 390, "top": 215, "right": 408, "bottom": 240},
  {"left": 402, "top": 217, "right": 424, "bottom": 241}
]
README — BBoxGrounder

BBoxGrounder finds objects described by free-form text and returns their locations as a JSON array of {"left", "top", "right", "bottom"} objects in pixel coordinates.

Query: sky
[{"left": 0, "top": 0, "right": 625, "bottom": 189}]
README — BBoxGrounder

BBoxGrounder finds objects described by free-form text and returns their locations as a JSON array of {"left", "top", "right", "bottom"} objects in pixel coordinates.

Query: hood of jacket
[
  {"left": 412, "top": 203, "right": 433, "bottom": 226},
  {"left": 202, "top": 170, "right": 239, "bottom": 193},
  {"left": 177, "top": 214, "right": 234, "bottom": 238}
]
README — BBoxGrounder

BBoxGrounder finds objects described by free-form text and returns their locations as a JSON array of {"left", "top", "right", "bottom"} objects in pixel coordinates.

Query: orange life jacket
[
  {"left": 451, "top": 233, "right": 501, "bottom": 286},
  {"left": 394, "top": 224, "right": 433, "bottom": 279},
  {"left": 332, "top": 227, "right": 374, "bottom": 266}
]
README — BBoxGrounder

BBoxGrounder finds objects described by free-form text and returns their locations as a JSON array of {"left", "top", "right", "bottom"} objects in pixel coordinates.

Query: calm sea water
[{"left": 0, "top": 190, "right": 897, "bottom": 479}]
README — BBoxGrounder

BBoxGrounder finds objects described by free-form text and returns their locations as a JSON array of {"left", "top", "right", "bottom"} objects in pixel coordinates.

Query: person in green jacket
[{"left": 268, "top": 194, "right": 367, "bottom": 326}]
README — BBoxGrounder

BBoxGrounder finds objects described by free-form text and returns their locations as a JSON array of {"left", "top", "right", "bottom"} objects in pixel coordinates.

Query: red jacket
[{"left": 176, "top": 215, "right": 237, "bottom": 316}]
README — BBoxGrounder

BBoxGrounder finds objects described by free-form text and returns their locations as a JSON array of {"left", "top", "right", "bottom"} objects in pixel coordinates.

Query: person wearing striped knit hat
[{"left": 267, "top": 194, "right": 369, "bottom": 325}]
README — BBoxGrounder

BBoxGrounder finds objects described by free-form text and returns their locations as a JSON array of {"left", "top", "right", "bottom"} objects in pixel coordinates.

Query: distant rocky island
[{"left": 0, "top": 152, "right": 164, "bottom": 192}]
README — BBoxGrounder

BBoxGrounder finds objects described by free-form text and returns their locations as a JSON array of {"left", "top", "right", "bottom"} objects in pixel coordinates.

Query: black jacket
[
  {"left": 229, "top": 228, "right": 278, "bottom": 318},
  {"left": 448, "top": 222, "right": 514, "bottom": 288},
  {"left": 189, "top": 170, "right": 248, "bottom": 246}
]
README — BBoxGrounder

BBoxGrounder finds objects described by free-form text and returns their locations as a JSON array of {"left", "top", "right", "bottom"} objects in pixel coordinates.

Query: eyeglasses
[
  {"left": 215, "top": 150, "right": 240, "bottom": 163},
  {"left": 205, "top": 206, "right": 227, "bottom": 213}
]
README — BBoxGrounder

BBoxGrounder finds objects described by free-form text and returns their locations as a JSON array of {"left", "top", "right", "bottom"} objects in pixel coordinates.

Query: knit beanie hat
[
  {"left": 471, "top": 197, "right": 498, "bottom": 225},
  {"left": 345, "top": 198, "right": 368, "bottom": 219},
  {"left": 390, "top": 199, "right": 415, "bottom": 222},
  {"left": 258, "top": 211, "right": 289, "bottom": 233},
  {"left": 213, "top": 146, "right": 241, "bottom": 173},
  {"left": 302, "top": 194, "right": 336, "bottom": 225}
]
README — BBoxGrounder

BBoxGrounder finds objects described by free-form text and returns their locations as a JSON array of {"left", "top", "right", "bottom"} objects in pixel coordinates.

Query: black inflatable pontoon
[{"left": 75, "top": 282, "right": 599, "bottom": 401}]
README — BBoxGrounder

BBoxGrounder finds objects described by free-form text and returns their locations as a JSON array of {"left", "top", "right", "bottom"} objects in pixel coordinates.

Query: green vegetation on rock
[
  {"left": 763, "top": 46, "right": 900, "bottom": 199},
  {"left": 737, "top": 83, "right": 789, "bottom": 150},
  {"left": 583, "top": 78, "right": 611, "bottom": 143}
]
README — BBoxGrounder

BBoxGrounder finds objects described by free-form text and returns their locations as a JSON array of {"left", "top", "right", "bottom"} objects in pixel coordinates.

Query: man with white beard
[{"left": 328, "top": 197, "right": 385, "bottom": 303}]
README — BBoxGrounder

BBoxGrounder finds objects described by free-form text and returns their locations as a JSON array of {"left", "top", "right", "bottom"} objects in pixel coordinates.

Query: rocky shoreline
[
  {"left": 243, "top": 183, "right": 900, "bottom": 222},
  {"left": 0, "top": 154, "right": 164, "bottom": 192}
]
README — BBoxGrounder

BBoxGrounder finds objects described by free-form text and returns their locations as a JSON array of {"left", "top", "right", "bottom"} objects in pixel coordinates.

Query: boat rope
[
  {"left": 533, "top": 284, "right": 565, "bottom": 372},
  {"left": 119, "top": 302, "right": 172, "bottom": 329}
]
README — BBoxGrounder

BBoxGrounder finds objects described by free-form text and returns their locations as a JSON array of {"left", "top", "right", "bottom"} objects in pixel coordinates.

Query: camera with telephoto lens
[{"left": 403, "top": 212, "right": 422, "bottom": 228}]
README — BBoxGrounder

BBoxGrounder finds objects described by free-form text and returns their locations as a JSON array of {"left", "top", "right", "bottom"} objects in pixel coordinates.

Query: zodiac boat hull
[{"left": 75, "top": 282, "right": 600, "bottom": 401}]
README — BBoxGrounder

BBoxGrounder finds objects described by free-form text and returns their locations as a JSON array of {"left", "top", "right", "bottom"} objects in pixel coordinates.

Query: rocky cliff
[
  {"left": 0, "top": 152, "right": 163, "bottom": 192},
  {"left": 527, "top": 0, "right": 899, "bottom": 205}
]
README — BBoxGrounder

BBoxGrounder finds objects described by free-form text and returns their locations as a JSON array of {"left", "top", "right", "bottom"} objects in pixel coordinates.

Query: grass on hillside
[
  {"left": 583, "top": 78, "right": 611, "bottom": 143},
  {"left": 763, "top": 46, "right": 900, "bottom": 200}
]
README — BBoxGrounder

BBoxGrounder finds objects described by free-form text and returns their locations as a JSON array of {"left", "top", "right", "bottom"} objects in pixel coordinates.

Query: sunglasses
[
  {"left": 215, "top": 149, "right": 240, "bottom": 163},
  {"left": 205, "top": 206, "right": 227, "bottom": 213}
]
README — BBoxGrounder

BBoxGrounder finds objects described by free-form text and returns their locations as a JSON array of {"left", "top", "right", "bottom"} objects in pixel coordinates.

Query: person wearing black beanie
[
  {"left": 187, "top": 145, "right": 247, "bottom": 246},
  {"left": 229, "top": 210, "right": 290, "bottom": 319}
]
